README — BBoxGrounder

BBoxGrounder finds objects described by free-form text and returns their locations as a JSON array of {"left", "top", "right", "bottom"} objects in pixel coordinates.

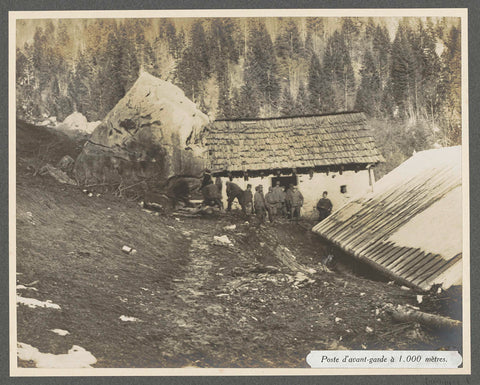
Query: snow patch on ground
[
  {"left": 17, "top": 343, "right": 96, "bottom": 368},
  {"left": 16, "top": 285, "right": 38, "bottom": 291},
  {"left": 119, "top": 315, "right": 140, "bottom": 322},
  {"left": 50, "top": 329, "right": 70, "bottom": 336},
  {"left": 17, "top": 295, "right": 61, "bottom": 309}
]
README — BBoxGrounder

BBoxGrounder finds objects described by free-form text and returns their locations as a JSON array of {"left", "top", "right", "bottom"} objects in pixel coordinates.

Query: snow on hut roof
[
  {"left": 203, "top": 112, "right": 384, "bottom": 174},
  {"left": 312, "top": 146, "right": 463, "bottom": 291}
]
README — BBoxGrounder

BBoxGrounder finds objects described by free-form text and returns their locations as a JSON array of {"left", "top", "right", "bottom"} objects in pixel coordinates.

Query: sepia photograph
[{"left": 10, "top": 9, "right": 469, "bottom": 375}]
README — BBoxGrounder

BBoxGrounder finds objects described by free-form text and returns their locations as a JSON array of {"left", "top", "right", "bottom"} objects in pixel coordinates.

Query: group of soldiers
[{"left": 200, "top": 170, "right": 333, "bottom": 223}]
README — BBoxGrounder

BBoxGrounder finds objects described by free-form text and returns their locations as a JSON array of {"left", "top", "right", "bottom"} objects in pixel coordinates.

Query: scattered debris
[
  {"left": 50, "top": 329, "right": 70, "bottom": 336},
  {"left": 88, "top": 192, "right": 93, "bottom": 197},
  {"left": 39, "top": 163, "right": 77, "bottom": 185},
  {"left": 119, "top": 315, "right": 140, "bottom": 322},
  {"left": 400, "top": 286, "right": 411, "bottom": 291},
  {"left": 365, "top": 326, "right": 374, "bottom": 333},
  {"left": 17, "top": 295, "right": 60, "bottom": 309},
  {"left": 213, "top": 235, "right": 233, "bottom": 247},
  {"left": 360, "top": 292, "right": 366, "bottom": 296},
  {"left": 223, "top": 224, "right": 237, "bottom": 231},
  {"left": 416, "top": 295, "right": 423, "bottom": 304},
  {"left": 56, "top": 155, "right": 75, "bottom": 173},
  {"left": 122, "top": 245, "right": 134, "bottom": 254},
  {"left": 335, "top": 317, "right": 343, "bottom": 323},
  {"left": 17, "top": 343, "right": 97, "bottom": 368},
  {"left": 388, "top": 281, "right": 395, "bottom": 285},
  {"left": 293, "top": 272, "right": 315, "bottom": 288}
]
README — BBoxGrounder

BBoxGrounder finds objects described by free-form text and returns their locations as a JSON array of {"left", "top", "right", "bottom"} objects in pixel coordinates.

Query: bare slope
[{"left": 16, "top": 123, "right": 461, "bottom": 368}]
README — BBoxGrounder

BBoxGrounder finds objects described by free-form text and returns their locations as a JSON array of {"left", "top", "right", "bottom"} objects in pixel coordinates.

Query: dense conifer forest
[{"left": 16, "top": 17, "right": 462, "bottom": 176}]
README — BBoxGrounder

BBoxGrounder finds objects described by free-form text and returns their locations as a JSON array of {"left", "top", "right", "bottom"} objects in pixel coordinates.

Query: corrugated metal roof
[
  {"left": 203, "top": 112, "right": 384, "bottom": 173},
  {"left": 312, "top": 146, "right": 463, "bottom": 291}
]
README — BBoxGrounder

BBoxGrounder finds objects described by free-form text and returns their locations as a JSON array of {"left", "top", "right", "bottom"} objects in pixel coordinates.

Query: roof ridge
[{"left": 213, "top": 111, "right": 365, "bottom": 123}]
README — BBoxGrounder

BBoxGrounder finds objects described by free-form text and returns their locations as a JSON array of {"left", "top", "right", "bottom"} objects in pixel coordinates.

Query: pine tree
[
  {"left": 390, "top": 20, "right": 416, "bottom": 118},
  {"left": 355, "top": 50, "right": 382, "bottom": 116},
  {"left": 244, "top": 19, "right": 280, "bottom": 115},
  {"left": 307, "top": 54, "right": 335, "bottom": 114},
  {"left": 294, "top": 81, "right": 309, "bottom": 115},
  {"left": 279, "top": 85, "right": 296, "bottom": 116},
  {"left": 323, "top": 31, "right": 355, "bottom": 110}
]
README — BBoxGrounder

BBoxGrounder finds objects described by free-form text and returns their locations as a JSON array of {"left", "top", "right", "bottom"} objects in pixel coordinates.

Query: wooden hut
[
  {"left": 312, "top": 146, "right": 463, "bottom": 291},
  {"left": 199, "top": 112, "right": 384, "bottom": 215}
]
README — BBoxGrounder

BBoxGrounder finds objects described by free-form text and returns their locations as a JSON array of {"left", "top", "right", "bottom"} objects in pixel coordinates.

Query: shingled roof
[
  {"left": 312, "top": 146, "right": 463, "bottom": 291},
  {"left": 203, "top": 112, "right": 384, "bottom": 174}
]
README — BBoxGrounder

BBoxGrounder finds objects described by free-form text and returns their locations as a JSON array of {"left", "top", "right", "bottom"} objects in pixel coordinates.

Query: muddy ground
[{"left": 15, "top": 122, "right": 462, "bottom": 368}]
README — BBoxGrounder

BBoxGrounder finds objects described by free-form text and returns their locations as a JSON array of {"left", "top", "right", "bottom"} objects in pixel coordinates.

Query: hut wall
[{"left": 217, "top": 169, "right": 371, "bottom": 217}]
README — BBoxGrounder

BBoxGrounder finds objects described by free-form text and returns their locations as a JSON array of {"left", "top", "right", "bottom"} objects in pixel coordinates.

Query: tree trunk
[{"left": 386, "top": 304, "right": 461, "bottom": 329}]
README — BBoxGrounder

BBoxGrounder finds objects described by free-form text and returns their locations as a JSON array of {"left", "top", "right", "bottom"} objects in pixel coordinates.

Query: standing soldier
[
  {"left": 272, "top": 181, "right": 285, "bottom": 218},
  {"left": 254, "top": 185, "right": 267, "bottom": 224},
  {"left": 226, "top": 181, "right": 247, "bottom": 214},
  {"left": 316, "top": 191, "right": 333, "bottom": 221},
  {"left": 290, "top": 185, "right": 304, "bottom": 220},
  {"left": 265, "top": 186, "right": 276, "bottom": 222},
  {"left": 243, "top": 184, "right": 254, "bottom": 215},
  {"left": 285, "top": 184, "right": 294, "bottom": 219},
  {"left": 215, "top": 176, "right": 223, "bottom": 196}
]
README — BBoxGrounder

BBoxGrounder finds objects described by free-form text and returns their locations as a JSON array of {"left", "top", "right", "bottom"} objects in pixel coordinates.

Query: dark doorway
[{"left": 271, "top": 175, "right": 298, "bottom": 188}]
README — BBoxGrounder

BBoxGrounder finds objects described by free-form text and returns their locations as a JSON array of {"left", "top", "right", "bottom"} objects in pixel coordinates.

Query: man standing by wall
[
  {"left": 272, "top": 181, "right": 286, "bottom": 218},
  {"left": 290, "top": 186, "right": 304, "bottom": 220},
  {"left": 254, "top": 185, "right": 267, "bottom": 224},
  {"left": 265, "top": 186, "right": 276, "bottom": 219},
  {"left": 285, "top": 184, "right": 294, "bottom": 219},
  {"left": 316, "top": 191, "right": 333, "bottom": 221},
  {"left": 243, "top": 184, "right": 254, "bottom": 215}
]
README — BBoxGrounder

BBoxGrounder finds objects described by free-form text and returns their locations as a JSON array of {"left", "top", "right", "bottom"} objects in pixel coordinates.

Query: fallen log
[{"left": 385, "top": 304, "right": 461, "bottom": 329}]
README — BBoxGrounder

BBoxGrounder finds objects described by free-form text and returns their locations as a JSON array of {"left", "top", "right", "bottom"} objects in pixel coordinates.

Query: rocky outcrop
[{"left": 73, "top": 72, "right": 209, "bottom": 195}]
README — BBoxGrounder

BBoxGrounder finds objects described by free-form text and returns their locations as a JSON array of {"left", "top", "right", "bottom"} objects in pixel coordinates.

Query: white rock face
[{"left": 74, "top": 72, "right": 209, "bottom": 188}]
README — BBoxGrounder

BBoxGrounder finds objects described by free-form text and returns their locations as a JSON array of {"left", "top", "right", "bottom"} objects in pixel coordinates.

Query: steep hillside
[{"left": 15, "top": 123, "right": 461, "bottom": 368}]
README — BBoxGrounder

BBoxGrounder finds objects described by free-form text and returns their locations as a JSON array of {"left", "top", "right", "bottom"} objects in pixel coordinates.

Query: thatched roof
[
  {"left": 313, "top": 146, "right": 463, "bottom": 291},
  {"left": 203, "top": 112, "right": 384, "bottom": 175}
]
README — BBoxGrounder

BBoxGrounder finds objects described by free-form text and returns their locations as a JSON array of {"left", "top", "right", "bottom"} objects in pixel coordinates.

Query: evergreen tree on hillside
[
  {"left": 372, "top": 25, "right": 391, "bottom": 89},
  {"left": 355, "top": 50, "right": 382, "bottom": 117},
  {"left": 279, "top": 85, "right": 296, "bottom": 116},
  {"left": 295, "top": 81, "right": 310, "bottom": 115},
  {"left": 307, "top": 54, "right": 335, "bottom": 114},
  {"left": 244, "top": 19, "right": 280, "bottom": 115},
  {"left": 390, "top": 20, "right": 416, "bottom": 118},
  {"left": 440, "top": 25, "right": 461, "bottom": 145},
  {"left": 323, "top": 31, "right": 355, "bottom": 110}
]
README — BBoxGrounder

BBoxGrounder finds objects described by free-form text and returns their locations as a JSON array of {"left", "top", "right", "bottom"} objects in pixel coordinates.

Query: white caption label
[{"left": 306, "top": 351, "right": 462, "bottom": 369}]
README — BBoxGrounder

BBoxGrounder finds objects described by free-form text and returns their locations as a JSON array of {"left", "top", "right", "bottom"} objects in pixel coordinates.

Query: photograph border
[{"left": 4, "top": 4, "right": 476, "bottom": 382}]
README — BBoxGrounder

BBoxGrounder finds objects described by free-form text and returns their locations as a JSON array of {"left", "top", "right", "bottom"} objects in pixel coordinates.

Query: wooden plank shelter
[{"left": 312, "top": 146, "right": 463, "bottom": 291}]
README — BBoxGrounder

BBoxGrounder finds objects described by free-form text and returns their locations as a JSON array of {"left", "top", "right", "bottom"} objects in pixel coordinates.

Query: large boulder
[{"left": 73, "top": 72, "right": 209, "bottom": 195}]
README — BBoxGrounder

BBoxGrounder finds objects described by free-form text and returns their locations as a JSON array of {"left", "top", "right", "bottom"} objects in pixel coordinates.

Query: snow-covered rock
[{"left": 73, "top": 72, "right": 209, "bottom": 192}]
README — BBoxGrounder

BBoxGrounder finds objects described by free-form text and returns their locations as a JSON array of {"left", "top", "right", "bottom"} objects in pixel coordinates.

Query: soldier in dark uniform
[{"left": 316, "top": 191, "right": 333, "bottom": 221}]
